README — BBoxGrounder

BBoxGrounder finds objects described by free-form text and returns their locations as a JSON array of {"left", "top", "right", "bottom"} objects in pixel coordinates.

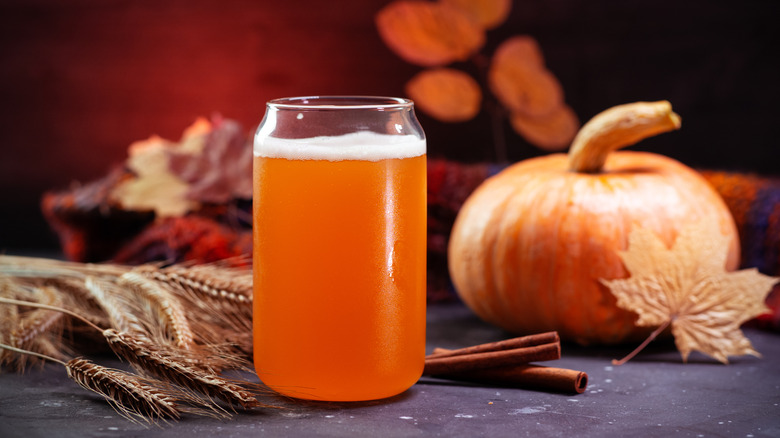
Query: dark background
[{"left": 1, "top": 0, "right": 778, "bottom": 252}]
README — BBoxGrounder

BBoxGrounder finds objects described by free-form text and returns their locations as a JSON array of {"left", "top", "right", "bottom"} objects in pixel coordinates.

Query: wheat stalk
[
  {"left": 83, "top": 276, "right": 150, "bottom": 339},
  {"left": 0, "top": 255, "right": 129, "bottom": 279},
  {"left": 43, "top": 277, "right": 112, "bottom": 329},
  {"left": 1, "top": 296, "right": 266, "bottom": 413},
  {"left": 3, "top": 285, "right": 70, "bottom": 370},
  {"left": 136, "top": 265, "right": 252, "bottom": 328},
  {"left": 0, "top": 341, "right": 181, "bottom": 426},
  {"left": 103, "top": 329, "right": 264, "bottom": 410},
  {"left": 135, "top": 265, "right": 253, "bottom": 353},
  {"left": 9, "top": 286, "right": 63, "bottom": 347},
  {"left": 66, "top": 357, "right": 182, "bottom": 425},
  {"left": 1, "top": 256, "right": 253, "bottom": 352},
  {"left": 0, "top": 255, "right": 274, "bottom": 424},
  {"left": 117, "top": 272, "right": 195, "bottom": 350},
  {"left": 0, "top": 278, "right": 21, "bottom": 366},
  {"left": 143, "top": 264, "right": 252, "bottom": 307}
]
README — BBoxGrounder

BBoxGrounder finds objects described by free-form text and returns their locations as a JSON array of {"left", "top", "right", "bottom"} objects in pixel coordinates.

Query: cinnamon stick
[
  {"left": 433, "top": 364, "right": 588, "bottom": 394},
  {"left": 425, "top": 331, "right": 559, "bottom": 360},
  {"left": 423, "top": 342, "right": 560, "bottom": 376},
  {"left": 423, "top": 333, "right": 588, "bottom": 394}
]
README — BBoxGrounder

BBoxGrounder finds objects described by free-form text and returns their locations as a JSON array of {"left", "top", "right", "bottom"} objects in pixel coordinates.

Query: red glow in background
[{"left": 0, "top": 0, "right": 778, "bottom": 251}]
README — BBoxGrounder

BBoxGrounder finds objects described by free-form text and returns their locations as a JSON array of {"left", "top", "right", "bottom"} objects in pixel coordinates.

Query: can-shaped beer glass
[{"left": 252, "top": 96, "right": 426, "bottom": 401}]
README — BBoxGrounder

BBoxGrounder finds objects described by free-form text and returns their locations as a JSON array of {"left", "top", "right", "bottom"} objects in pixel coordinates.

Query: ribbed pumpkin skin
[{"left": 448, "top": 151, "right": 740, "bottom": 345}]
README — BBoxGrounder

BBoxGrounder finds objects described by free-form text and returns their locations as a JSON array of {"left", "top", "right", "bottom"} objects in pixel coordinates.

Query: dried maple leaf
[
  {"left": 109, "top": 135, "right": 198, "bottom": 218},
  {"left": 405, "top": 68, "right": 482, "bottom": 122},
  {"left": 602, "top": 217, "right": 778, "bottom": 364},
  {"left": 376, "top": 0, "right": 485, "bottom": 67}
]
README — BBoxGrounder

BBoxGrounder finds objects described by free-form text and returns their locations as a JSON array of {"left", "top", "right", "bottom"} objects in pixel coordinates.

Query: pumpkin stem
[{"left": 567, "top": 101, "right": 682, "bottom": 173}]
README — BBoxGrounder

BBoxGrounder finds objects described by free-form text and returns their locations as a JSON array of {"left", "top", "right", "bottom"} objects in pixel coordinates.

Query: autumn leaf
[
  {"left": 109, "top": 116, "right": 252, "bottom": 218},
  {"left": 492, "top": 35, "right": 546, "bottom": 69},
  {"left": 602, "top": 217, "right": 778, "bottom": 364},
  {"left": 488, "top": 35, "right": 563, "bottom": 117},
  {"left": 168, "top": 117, "right": 252, "bottom": 203},
  {"left": 376, "top": 0, "right": 485, "bottom": 67},
  {"left": 440, "top": 0, "right": 512, "bottom": 30},
  {"left": 405, "top": 68, "right": 482, "bottom": 122},
  {"left": 509, "top": 104, "right": 579, "bottom": 151},
  {"left": 109, "top": 134, "right": 198, "bottom": 217}
]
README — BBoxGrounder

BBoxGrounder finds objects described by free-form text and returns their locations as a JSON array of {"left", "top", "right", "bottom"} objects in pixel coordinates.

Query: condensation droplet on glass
[
  {"left": 394, "top": 123, "right": 403, "bottom": 133},
  {"left": 297, "top": 113, "right": 304, "bottom": 120}
]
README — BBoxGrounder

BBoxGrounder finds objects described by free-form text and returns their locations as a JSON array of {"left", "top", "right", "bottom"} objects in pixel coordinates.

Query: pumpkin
[{"left": 448, "top": 101, "right": 740, "bottom": 345}]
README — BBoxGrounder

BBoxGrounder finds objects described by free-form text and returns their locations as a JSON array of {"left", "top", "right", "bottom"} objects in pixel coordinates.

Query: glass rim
[{"left": 267, "top": 96, "right": 413, "bottom": 110}]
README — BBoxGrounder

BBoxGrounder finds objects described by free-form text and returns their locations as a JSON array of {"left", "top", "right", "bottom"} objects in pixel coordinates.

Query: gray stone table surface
[{"left": 1, "top": 302, "right": 779, "bottom": 438}]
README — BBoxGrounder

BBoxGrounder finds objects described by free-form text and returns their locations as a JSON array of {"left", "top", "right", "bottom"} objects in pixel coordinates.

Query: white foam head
[{"left": 254, "top": 131, "right": 426, "bottom": 162}]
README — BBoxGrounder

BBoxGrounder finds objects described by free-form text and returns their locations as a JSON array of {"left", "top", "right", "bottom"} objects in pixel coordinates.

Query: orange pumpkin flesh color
[{"left": 448, "top": 101, "right": 740, "bottom": 345}]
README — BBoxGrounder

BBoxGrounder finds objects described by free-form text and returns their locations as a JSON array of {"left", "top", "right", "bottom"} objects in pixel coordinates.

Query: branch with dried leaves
[{"left": 376, "top": 0, "right": 580, "bottom": 159}]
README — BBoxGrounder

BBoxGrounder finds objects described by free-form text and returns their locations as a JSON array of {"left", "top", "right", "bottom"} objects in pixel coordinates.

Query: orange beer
[{"left": 252, "top": 97, "right": 426, "bottom": 401}]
